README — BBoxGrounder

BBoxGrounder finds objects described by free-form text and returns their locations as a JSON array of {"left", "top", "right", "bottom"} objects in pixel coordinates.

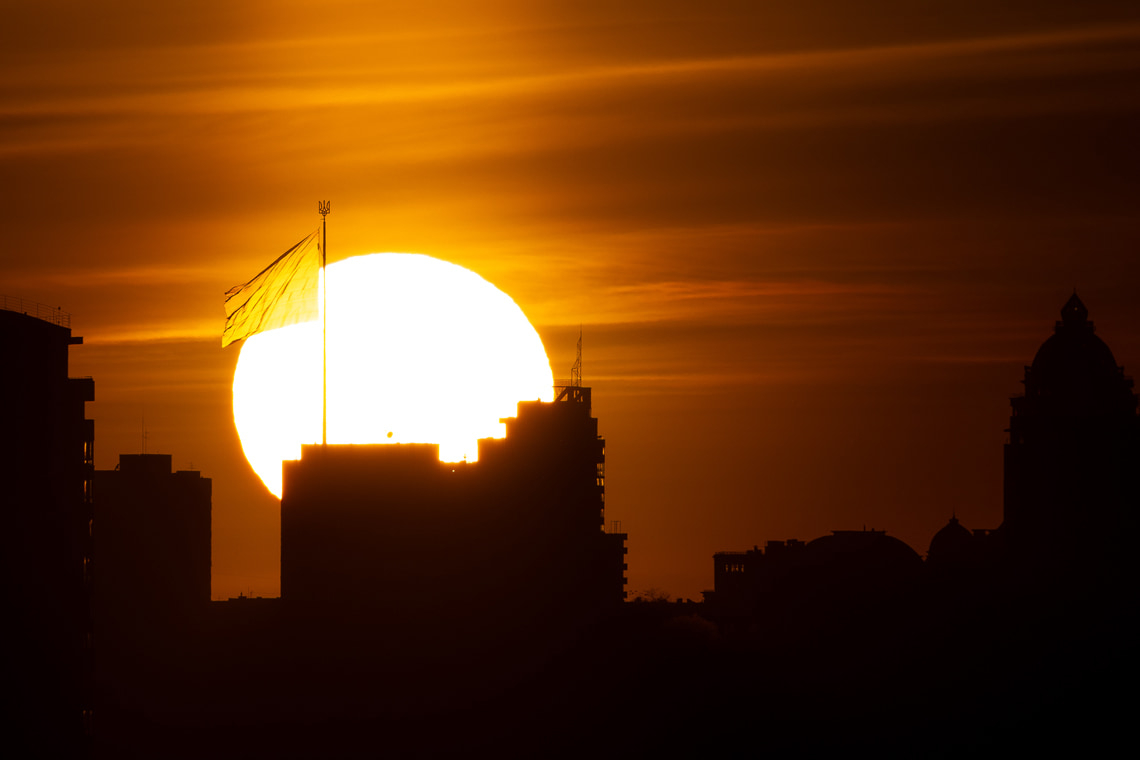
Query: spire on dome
[{"left": 1059, "top": 291, "right": 1089, "bottom": 329}]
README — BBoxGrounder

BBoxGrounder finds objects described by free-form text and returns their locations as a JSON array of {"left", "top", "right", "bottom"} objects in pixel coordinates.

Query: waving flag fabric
[{"left": 222, "top": 229, "right": 320, "bottom": 347}]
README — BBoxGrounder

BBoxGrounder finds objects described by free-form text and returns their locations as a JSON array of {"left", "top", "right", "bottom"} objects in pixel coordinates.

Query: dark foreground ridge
[{"left": 4, "top": 295, "right": 1137, "bottom": 757}]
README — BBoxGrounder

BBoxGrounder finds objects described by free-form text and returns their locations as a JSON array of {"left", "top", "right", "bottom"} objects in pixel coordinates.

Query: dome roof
[
  {"left": 1026, "top": 293, "right": 1130, "bottom": 412},
  {"left": 781, "top": 530, "right": 923, "bottom": 598},
  {"left": 803, "top": 530, "right": 924, "bottom": 573},
  {"left": 927, "top": 517, "right": 976, "bottom": 565}
]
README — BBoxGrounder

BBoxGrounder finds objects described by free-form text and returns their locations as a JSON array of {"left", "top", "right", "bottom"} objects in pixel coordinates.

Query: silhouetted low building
[
  {"left": 710, "top": 539, "right": 806, "bottom": 614},
  {"left": 709, "top": 530, "right": 923, "bottom": 621},
  {"left": 94, "top": 454, "right": 212, "bottom": 628}
]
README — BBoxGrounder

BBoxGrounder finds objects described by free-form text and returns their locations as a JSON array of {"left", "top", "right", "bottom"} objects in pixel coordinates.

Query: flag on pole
[{"left": 222, "top": 229, "right": 321, "bottom": 347}]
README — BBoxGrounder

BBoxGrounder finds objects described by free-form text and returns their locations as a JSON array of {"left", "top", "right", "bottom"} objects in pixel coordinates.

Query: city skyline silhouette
[
  {"left": 3, "top": 2, "right": 1139, "bottom": 755},
  {"left": 4, "top": 2, "right": 1139, "bottom": 603},
  {"left": 5, "top": 291, "right": 1136, "bottom": 757}
]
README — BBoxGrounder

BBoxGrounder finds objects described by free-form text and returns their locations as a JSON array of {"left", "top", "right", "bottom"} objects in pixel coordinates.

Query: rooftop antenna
[
  {"left": 318, "top": 200, "right": 331, "bottom": 446},
  {"left": 571, "top": 326, "right": 582, "bottom": 387}
]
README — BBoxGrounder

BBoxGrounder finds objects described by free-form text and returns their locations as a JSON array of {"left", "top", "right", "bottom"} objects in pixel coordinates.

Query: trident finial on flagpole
[{"left": 319, "top": 201, "right": 330, "bottom": 446}]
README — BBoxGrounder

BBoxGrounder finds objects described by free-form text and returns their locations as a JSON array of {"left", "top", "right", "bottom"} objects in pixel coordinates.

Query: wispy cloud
[
  {"left": 85, "top": 322, "right": 219, "bottom": 345},
  {"left": 4, "top": 21, "right": 1138, "bottom": 161},
  {"left": 16, "top": 264, "right": 221, "bottom": 288}
]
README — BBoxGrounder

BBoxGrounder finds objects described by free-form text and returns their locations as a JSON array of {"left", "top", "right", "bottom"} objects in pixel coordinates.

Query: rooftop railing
[{"left": 1, "top": 296, "right": 71, "bottom": 329}]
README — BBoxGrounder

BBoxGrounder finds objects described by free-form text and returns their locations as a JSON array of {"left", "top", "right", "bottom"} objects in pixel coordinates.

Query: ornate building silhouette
[
  {"left": 1003, "top": 292, "right": 1139, "bottom": 578},
  {"left": 711, "top": 293, "right": 1140, "bottom": 609}
]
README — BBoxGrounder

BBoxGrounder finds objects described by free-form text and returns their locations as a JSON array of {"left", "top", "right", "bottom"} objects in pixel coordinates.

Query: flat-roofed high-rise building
[
  {"left": 280, "top": 383, "right": 627, "bottom": 628},
  {"left": 1, "top": 301, "right": 94, "bottom": 755}
]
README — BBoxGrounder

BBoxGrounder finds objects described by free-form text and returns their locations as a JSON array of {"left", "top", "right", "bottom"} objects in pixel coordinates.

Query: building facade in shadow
[
  {"left": 1, "top": 302, "right": 94, "bottom": 755},
  {"left": 93, "top": 454, "right": 211, "bottom": 628},
  {"left": 1003, "top": 292, "right": 1139, "bottom": 581},
  {"left": 281, "top": 382, "right": 627, "bottom": 638},
  {"left": 91, "top": 453, "right": 211, "bottom": 752}
]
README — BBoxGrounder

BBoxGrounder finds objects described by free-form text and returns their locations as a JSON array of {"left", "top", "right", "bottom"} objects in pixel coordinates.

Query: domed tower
[{"left": 1003, "top": 293, "right": 1140, "bottom": 570}]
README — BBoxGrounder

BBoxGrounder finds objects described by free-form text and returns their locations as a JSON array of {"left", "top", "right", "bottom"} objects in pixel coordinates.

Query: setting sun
[{"left": 231, "top": 253, "right": 554, "bottom": 497}]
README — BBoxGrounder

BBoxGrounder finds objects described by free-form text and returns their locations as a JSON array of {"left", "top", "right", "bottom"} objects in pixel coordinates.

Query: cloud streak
[{"left": 4, "top": 21, "right": 1138, "bottom": 159}]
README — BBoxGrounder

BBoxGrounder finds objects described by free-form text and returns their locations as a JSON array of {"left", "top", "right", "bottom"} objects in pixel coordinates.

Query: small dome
[{"left": 928, "top": 517, "right": 976, "bottom": 566}]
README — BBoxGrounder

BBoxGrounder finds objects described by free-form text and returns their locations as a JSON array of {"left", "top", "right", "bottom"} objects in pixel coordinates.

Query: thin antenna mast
[
  {"left": 571, "top": 326, "right": 582, "bottom": 387},
  {"left": 319, "top": 201, "right": 330, "bottom": 446}
]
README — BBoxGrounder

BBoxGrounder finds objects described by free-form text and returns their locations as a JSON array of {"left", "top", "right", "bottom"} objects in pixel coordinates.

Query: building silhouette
[
  {"left": 919, "top": 294, "right": 1139, "bottom": 589},
  {"left": 93, "top": 454, "right": 211, "bottom": 627},
  {"left": 12, "top": 291, "right": 1136, "bottom": 756},
  {"left": 92, "top": 453, "right": 211, "bottom": 752},
  {"left": 710, "top": 529, "right": 923, "bottom": 622},
  {"left": 1, "top": 301, "right": 94, "bottom": 755},
  {"left": 709, "top": 293, "right": 1139, "bottom": 611},
  {"left": 281, "top": 382, "right": 627, "bottom": 632},
  {"left": 1003, "top": 292, "right": 1140, "bottom": 579},
  {"left": 925, "top": 515, "right": 996, "bottom": 582}
]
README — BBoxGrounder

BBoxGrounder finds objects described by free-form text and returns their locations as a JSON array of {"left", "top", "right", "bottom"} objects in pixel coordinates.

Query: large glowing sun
[{"left": 232, "top": 253, "right": 553, "bottom": 497}]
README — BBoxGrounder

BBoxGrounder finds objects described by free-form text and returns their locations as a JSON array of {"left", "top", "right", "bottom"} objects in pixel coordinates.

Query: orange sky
[{"left": 4, "top": 1, "right": 1139, "bottom": 600}]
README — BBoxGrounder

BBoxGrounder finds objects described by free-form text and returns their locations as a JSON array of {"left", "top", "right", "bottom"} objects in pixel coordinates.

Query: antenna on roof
[{"left": 571, "top": 326, "right": 582, "bottom": 387}]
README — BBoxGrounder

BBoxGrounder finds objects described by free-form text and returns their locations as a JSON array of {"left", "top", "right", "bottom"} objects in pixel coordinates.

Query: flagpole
[{"left": 319, "top": 200, "right": 330, "bottom": 446}]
